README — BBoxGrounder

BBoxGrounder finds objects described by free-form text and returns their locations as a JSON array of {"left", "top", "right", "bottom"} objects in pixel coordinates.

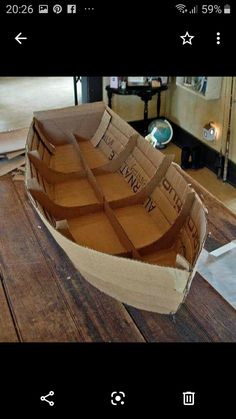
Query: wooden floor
[
  {"left": 163, "top": 143, "right": 236, "bottom": 214},
  {"left": 0, "top": 175, "right": 236, "bottom": 342}
]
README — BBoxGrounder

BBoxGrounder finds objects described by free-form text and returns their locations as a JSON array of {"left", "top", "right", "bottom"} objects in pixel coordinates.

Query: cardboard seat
[
  {"left": 50, "top": 144, "right": 82, "bottom": 173},
  {"left": 114, "top": 205, "right": 169, "bottom": 249},
  {"left": 78, "top": 141, "right": 108, "bottom": 169},
  {"left": 142, "top": 249, "right": 177, "bottom": 267},
  {"left": 53, "top": 178, "right": 99, "bottom": 207},
  {"left": 67, "top": 211, "right": 126, "bottom": 255},
  {"left": 95, "top": 172, "right": 134, "bottom": 201}
]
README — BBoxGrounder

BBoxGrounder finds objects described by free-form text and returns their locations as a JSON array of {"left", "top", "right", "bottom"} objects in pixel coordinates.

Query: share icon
[{"left": 40, "top": 390, "right": 54, "bottom": 406}]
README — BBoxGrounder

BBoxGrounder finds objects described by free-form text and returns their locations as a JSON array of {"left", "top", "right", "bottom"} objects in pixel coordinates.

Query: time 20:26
[{"left": 6, "top": 4, "right": 34, "bottom": 14}]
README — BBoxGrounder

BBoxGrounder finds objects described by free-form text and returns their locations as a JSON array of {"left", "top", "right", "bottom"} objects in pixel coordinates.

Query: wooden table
[{"left": 0, "top": 175, "right": 236, "bottom": 342}]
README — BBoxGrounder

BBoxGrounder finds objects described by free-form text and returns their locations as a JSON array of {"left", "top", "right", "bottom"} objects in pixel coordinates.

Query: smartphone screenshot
[{"left": 0, "top": 1, "right": 235, "bottom": 414}]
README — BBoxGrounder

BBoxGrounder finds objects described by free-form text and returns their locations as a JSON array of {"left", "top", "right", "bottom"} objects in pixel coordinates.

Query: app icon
[
  {"left": 53, "top": 4, "right": 62, "bottom": 13},
  {"left": 111, "top": 391, "right": 125, "bottom": 406},
  {"left": 183, "top": 391, "right": 195, "bottom": 406},
  {"left": 67, "top": 4, "right": 76, "bottom": 14},
  {"left": 39, "top": 5, "right": 49, "bottom": 13},
  {"left": 180, "top": 31, "right": 195, "bottom": 45},
  {"left": 40, "top": 390, "right": 55, "bottom": 407},
  {"left": 15, "top": 32, "right": 27, "bottom": 45}
]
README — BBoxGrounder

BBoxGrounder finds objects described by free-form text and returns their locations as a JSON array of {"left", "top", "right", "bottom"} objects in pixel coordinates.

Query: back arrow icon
[{"left": 15, "top": 32, "right": 27, "bottom": 44}]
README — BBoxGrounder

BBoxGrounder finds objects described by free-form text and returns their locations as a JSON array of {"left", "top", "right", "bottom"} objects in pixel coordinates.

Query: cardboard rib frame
[{"left": 25, "top": 102, "right": 207, "bottom": 314}]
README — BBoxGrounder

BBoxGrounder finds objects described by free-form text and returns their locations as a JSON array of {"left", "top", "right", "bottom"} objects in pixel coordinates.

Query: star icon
[{"left": 180, "top": 31, "right": 195, "bottom": 45}]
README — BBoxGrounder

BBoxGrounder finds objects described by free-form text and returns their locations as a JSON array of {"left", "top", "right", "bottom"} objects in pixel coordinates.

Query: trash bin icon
[{"left": 183, "top": 391, "right": 195, "bottom": 406}]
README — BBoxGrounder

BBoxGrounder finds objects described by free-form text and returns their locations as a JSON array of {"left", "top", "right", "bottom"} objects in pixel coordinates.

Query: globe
[{"left": 146, "top": 119, "right": 173, "bottom": 149}]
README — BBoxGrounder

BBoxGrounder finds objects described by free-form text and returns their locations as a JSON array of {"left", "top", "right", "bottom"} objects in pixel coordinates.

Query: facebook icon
[{"left": 67, "top": 4, "right": 76, "bottom": 13}]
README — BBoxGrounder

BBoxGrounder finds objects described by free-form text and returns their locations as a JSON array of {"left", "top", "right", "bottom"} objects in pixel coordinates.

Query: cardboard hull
[{"left": 25, "top": 102, "right": 207, "bottom": 314}]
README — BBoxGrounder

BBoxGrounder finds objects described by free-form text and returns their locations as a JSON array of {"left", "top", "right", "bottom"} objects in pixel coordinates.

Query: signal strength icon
[
  {"left": 189, "top": 5, "right": 198, "bottom": 14},
  {"left": 175, "top": 4, "right": 188, "bottom": 13}
]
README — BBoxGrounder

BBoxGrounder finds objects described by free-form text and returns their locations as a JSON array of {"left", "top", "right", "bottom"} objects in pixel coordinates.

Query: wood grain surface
[
  {"left": 0, "top": 281, "right": 18, "bottom": 342},
  {"left": 0, "top": 176, "right": 236, "bottom": 342}
]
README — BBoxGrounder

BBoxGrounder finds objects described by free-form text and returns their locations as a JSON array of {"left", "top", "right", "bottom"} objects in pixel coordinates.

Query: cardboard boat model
[{"left": 25, "top": 102, "right": 207, "bottom": 314}]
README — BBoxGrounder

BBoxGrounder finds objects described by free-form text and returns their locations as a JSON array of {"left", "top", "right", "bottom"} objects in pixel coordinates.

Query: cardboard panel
[
  {"left": 38, "top": 120, "right": 70, "bottom": 146},
  {"left": 91, "top": 109, "right": 111, "bottom": 147},
  {"left": 119, "top": 155, "right": 149, "bottom": 193},
  {"left": 31, "top": 131, "right": 40, "bottom": 150},
  {"left": 28, "top": 150, "right": 85, "bottom": 184},
  {"left": 137, "top": 136, "right": 166, "bottom": 167},
  {"left": 0, "top": 155, "right": 25, "bottom": 176},
  {"left": 25, "top": 102, "right": 207, "bottom": 314},
  {"left": 148, "top": 188, "right": 177, "bottom": 223},
  {"left": 54, "top": 178, "right": 99, "bottom": 207},
  {"left": 106, "top": 123, "right": 130, "bottom": 147},
  {"left": 42, "top": 147, "right": 51, "bottom": 166},
  {"left": 0, "top": 128, "right": 27, "bottom": 154},
  {"left": 39, "top": 208, "right": 189, "bottom": 313},
  {"left": 114, "top": 205, "right": 165, "bottom": 249},
  {"left": 34, "top": 101, "right": 106, "bottom": 121},
  {"left": 142, "top": 249, "right": 177, "bottom": 267},
  {"left": 107, "top": 108, "right": 135, "bottom": 138},
  {"left": 78, "top": 141, "right": 108, "bottom": 168},
  {"left": 95, "top": 172, "right": 134, "bottom": 201},
  {"left": 55, "top": 113, "right": 102, "bottom": 139},
  {"left": 50, "top": 144, "right": 82, "bottom": 172},
  {"left": 98, "top": 131, "right": 124, "bottom": 158},
  {"left": 68, "top": 211, "right": 126, "bottom": 256},
  {"left": 132, "top": 146, "right": 157, "bottom": 178}
]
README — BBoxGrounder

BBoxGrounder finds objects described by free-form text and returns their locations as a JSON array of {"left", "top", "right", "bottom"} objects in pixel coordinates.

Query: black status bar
[
  {"left": 0, "top": 1, "right": 234, "bottom": 74},
  {"left": 0, "top": 2, "right": 233, "bottom": 16}
]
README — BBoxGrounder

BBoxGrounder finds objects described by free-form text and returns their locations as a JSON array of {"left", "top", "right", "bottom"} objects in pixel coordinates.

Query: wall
[
  {"left": 103, "top": 77, "right": 236, "bottom": 164},
  {"left": 103, "top": 77, "right": 167, "bottom": 122},
  {"left": 165, "top": 77, "right": 236, "bottom": 163}
]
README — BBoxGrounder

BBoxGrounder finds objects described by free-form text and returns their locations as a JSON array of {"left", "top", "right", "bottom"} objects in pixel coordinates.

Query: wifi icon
[{"left": 176, "top": 4, "right": 188, "bottom": 13}]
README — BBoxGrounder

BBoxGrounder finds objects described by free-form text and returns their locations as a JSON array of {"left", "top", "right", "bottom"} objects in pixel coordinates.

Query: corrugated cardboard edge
[
  {"left": 31, "top": 201, "right": 191, "bottom": 314},
  {"left": 0, "top": 128, "right": 27, "bottom": 154},
  {"left": 33, "top": 101, "right": 106, "bottom": 121},
  {"left": 0, "top": 155, "right": 25, "bottom": 176},
  {"left": 90, "top": 109, "right": 112, "bottom": 147}
]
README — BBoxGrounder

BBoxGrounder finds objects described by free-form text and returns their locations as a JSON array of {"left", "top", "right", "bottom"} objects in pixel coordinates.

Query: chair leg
[
  {"left": 191, "top": 146, "right": 203, "bottom": 169},
  {"left": 181, "top": 146, "right": 191, "bottom": 169}
]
